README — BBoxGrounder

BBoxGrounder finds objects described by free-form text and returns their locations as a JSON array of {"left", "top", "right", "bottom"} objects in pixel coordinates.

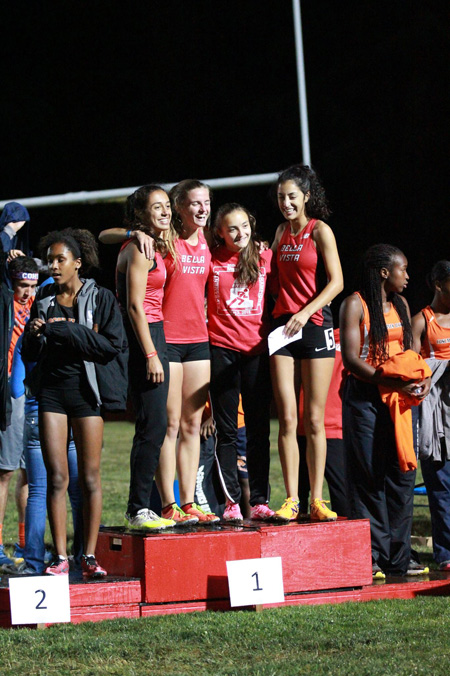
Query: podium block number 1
[{"left": 226, "top": 557, "right": 284, "bottom": 607}]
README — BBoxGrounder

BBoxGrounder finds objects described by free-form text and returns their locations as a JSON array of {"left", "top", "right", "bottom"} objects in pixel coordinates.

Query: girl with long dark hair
[
  {"left": 340, "top": 243, "right": 429, "bottom": 577},
  {"left": 270, "top": 164, "right": 343, "bottom": 522},
  {"left": 23, "top": 228, "right": 127, "bottom": 577}
]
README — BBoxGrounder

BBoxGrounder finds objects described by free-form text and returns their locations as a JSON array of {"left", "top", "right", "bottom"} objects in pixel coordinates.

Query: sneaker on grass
[{"left": 125, "top": 509, "right": 175, "bottom": 530}]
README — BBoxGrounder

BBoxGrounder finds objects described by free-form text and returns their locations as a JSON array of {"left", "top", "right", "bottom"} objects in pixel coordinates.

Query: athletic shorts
[
  {"left": 167, "top": 341, "right": 210, "bottom": 363},
  {"left": 38, "top": 375, "right": 101, "bottom": 418},
  {"left": 0, "top": 394, "right": 25, "bottom": 470},
  {"left": 271, "top": 317, "right": 336, "bottom": 360}
]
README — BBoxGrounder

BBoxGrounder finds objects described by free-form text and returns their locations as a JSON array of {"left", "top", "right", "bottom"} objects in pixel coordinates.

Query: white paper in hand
[{"left": 268, "top": 326, "right": 302, "bottom": 356}]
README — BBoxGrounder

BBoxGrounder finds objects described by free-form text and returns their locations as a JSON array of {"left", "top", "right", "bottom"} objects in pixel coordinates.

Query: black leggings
[
  {"left": 126, "top": 321, "right": 169, "bottom": 515},
  {"left": 210, "top": 345, "right": 271, "bottom": 506}
]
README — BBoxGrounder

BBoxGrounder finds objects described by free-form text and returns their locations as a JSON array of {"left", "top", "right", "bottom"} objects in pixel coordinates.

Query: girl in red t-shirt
[
  {"left": 270, "top": 164, "right": 343, "bottom": 523},
  {"left": 207, "top": 203, "right": 275, "bottom": 522}
]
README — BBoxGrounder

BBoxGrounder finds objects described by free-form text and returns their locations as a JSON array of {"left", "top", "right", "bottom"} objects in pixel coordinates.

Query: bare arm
[
  {"left": 340, "top": 294, "right": 429, "bottom": 396},
  {"left": 411, "top": 311, "right": 426, "bottom": 354},
  {"left": 126, "top": 245, "right": 164, "bottom": 383},
  {"left": 98, "top": 228, "right": 154, "bottom": 260},
  {"left": 270, "top": 223, "right": 285, "bottom": 253},
  {"left": 283, "top": 222, "right": 344, "bottom": 338}
]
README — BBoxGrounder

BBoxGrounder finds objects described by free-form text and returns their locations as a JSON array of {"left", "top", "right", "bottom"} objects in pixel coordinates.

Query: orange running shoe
[
  {"left": 161, "top": 502, "right": 199, "bottom": 526},
  {"left": 181, "top": 502, "right": 220, "bottom": 524}
]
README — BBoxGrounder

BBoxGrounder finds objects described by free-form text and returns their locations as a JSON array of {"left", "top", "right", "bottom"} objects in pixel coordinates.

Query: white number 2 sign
[{"left": 9, "top": 575, "right": 71, "bottom": 625}]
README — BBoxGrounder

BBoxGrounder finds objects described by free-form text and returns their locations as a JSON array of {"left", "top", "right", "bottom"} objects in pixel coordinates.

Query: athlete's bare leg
[
  {"left": 301, "top": 358, "right": 334, "bottom": 501},
  {"left": 270, "top": 354, "right": 300, "bottom": 499},
  {"left": 176, "top": 360, "right": 210, "bottom": 506},
  {"left": 71, "top": 416, "right": 104, "bottom": 556},
  {"left": 40, "top": 412, "right": 70, "bottom": 558}
]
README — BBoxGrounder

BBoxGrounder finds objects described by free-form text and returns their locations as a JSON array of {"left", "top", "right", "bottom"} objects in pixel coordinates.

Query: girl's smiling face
[
  {"left": 217, "top": 210, "right": 252, "bottom": 253},
  {"left": 277, "top": 180, "right": 309, "bottom": 221},
  {"left": 178, "top": 187, "right": 211, "bottom": 230},
  {"left": 146, "top": 190, "right": 171, "bottom": 236}
]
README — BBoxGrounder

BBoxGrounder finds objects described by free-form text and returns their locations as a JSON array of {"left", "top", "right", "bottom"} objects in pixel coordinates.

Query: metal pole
[
  {"left": 0, "top": 172, "right": 279, "bottom": 210},
  {"left": 292, "top": 0, "right": 311, "bottom": 166}
]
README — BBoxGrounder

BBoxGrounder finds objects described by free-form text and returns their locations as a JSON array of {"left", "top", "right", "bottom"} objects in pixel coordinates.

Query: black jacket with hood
[{"left": 23, "top": 278, "right": 128, "bottom": 410}]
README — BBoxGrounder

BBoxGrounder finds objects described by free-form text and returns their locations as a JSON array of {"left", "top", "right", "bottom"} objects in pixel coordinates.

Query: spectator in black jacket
[{"left": 23, "top": 228, "right": 128, "bottom": 579}]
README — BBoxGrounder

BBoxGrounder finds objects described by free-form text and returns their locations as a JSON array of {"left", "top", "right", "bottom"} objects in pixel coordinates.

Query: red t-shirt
[
  {"left": 273, "top": 219, "right": 332, "bottom": 327},
  {"left": 298, "top": 328, "right": 343, "bottom": 438},
  {"left": 207, "top": 247, "right": 273, "bottom": 355},
  {"left": 163, "top": 231, "right": 211, "bottom": 343}
]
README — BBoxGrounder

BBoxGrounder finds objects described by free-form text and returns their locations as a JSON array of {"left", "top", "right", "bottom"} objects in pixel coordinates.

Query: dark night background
[{"left": 1, "top": 1, "right": 448, "bottom": 319}]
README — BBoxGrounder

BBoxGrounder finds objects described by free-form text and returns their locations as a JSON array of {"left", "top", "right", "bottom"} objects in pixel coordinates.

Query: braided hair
[{"left": 359, "top": 243, "right": 412, "bottom": 365}]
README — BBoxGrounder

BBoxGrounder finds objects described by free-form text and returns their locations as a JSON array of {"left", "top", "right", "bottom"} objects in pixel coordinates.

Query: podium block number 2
[
  {"left": 9, "top": 576, "right": 71, "bottom": 625},
  {"left": 226, "top": 557, "right": 284, "bottom": 607}
]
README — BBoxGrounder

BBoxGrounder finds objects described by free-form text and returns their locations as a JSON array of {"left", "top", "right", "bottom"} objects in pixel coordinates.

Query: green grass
[
  {"left": 1, "top": 599, "right": 450, "bottom": 675},
  {"left": 0, "top": 420, "right": 441, "bottom": 675}
]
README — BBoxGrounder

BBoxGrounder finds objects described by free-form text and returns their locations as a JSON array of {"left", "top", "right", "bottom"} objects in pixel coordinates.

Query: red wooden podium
[{"left": 2, "top": 518, "right": 449, "bottom": 626}]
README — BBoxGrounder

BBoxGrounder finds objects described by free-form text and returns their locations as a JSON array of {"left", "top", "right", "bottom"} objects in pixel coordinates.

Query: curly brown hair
[
  {"left": 39, "top": 228, "right": 99, "bottom": 276},
  {"left": 277, "top": 164, "right": 331, "bottom": 221}
]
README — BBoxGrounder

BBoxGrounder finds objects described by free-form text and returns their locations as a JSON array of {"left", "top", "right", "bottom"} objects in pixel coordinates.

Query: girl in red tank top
[
  {"left": 115, "top": 185, "right": 178, "bottom": 529},
  {"left": 157, "top": 180, "right": 219, "bottom": 525},
  {"left": 270, "top": 164, "right": 343, "bottom": 523}
]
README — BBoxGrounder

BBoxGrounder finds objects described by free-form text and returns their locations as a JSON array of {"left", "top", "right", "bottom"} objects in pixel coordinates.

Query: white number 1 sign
[{"left": 226, "top": 556, "right": 284, "bottom": 607}]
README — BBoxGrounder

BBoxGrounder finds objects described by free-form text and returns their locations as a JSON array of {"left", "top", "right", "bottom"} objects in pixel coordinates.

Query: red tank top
[
  {"left": 356, "top": 292, "right": 403, "bottom": 366},
  {"left": 163, "top": 230, "right": 211, "bottom": 343},
  {"left": 207, "top": 247, "right": 272, "bottom": 355},
  {"left": 273, "top": 219, "right": 332, "bottom": 326},
  {"left": 420, "top": 306, "right": 450, "bottom": 359},
  {"left": 117, "top": 241, "right": 165, "bottom": 323}
]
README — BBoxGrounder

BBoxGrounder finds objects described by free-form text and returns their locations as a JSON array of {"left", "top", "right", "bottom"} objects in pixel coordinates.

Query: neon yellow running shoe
[
  {"left": 125, "top": 509, "right": 175, "bottom": 529},
  {"left": 310, "top": 499, "right": 337, "bottom": 522},
  {"left": 273, "top": 497, "right": 300, "bottom": 522}
]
